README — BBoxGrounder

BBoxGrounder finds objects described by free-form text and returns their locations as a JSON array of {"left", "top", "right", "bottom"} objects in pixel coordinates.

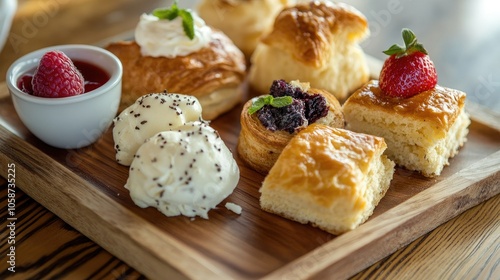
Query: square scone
[
  {"left": 259, "top": 124, "right": 395, "bottom": 235},
  {"left": 343, "top": 80, "right": 471, "bottom": 177}
]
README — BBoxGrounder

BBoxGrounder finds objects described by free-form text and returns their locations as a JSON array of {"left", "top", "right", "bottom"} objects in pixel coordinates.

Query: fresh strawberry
[
  {"left": 32, "top": 50, "right": 85, "bottom": 98},
  {"left": 379, "top": 28, "right": 437, "bottom": 98}
]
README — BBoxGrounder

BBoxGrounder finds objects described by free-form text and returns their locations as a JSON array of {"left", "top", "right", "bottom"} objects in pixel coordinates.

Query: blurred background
[
  {"left": 345, "top": 0, "right": 500, "bottom": 113},
  {"left": 1, "top": 0, "right": 499, "bottom": 112}
]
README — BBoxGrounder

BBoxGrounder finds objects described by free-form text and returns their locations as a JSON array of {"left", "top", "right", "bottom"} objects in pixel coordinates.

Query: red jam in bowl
[{"left": 17, "top": 60, "right": 110, "bottom": 96}]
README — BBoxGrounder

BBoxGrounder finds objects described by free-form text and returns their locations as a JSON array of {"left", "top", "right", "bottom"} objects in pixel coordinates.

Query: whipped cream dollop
[
  {"left": 135, "top": 12, "right": 212, "bottom": 58},
  {"left": 125, "top": 121, "right": 240, "bottom": 219},
  {"left": 113, "top": 93, "right": 204, "bottom": 166}
]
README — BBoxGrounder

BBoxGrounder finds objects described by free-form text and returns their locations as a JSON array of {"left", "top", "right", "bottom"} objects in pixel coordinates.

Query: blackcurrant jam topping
[
  {"left": 258, "top": 99, "right": 307, "bottom": 134},
  {"left": 256, "top": 79, "right": 329, "bottom": 134}
]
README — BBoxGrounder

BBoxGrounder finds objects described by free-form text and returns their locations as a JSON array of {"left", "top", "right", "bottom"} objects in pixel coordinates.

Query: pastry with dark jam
[
  {"left": 238, "top": 79, "right": 344, "bottom": 174},
  {"left": 255, "top": 79, "right": 329, "bottom": 134}
]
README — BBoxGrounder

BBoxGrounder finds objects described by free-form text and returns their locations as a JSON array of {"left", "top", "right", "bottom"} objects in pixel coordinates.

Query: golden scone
[
  {"left": 238, "top": 80, "right": 344, "bottom": 174},
  {"left": 343, "top": 80, "right": 471, "bottom": 177},
  {"left": 249, "top": 1, "right": 370, "bottom": 101},
  {"left": 106, "top": 29, "right": 246, "bottom": 120},
  {"left": 260, "top": 124, "right": 395, "bottom": 235},
  {"left": 197, "top": 0, "right": 293, "bottom": 57}
]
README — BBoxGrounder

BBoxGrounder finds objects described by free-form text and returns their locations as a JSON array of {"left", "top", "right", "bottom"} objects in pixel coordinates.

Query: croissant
[{"left": 105, "top": 29, "right": 246, "bottom": 120}]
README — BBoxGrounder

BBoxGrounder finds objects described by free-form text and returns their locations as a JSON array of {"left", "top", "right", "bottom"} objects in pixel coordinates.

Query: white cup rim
[{"left": 6, "top": 44, "right": 123, "bottom": 105}]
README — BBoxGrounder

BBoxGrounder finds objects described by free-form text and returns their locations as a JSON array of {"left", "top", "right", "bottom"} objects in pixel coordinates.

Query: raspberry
[{"left": 31, "top": 50, "right": 85, "bottom": 98}]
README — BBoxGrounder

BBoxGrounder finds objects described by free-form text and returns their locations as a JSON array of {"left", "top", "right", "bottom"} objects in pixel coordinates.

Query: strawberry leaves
[
  {"left": 152, "top": 0, "right": 195, "bottom": 40},
  {"left": 383, "top": 28, "right": 428, "bottom": 58}
]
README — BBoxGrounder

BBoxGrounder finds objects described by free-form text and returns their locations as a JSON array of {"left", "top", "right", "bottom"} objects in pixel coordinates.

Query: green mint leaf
[
  {"left": 248, "top": 95, "right": 293, "bottom": 115},
  {"left": 270, "top": 96, "right": 293, "bottom": 108},
  {"left": 262, "top": 95, "right": 273, "bottom": 104},
  {"left": 152, "top": 8, "right": 178, "bottom": 20},
  {"left": 248, "top": 97, "right": 268, "bottom": 115},
  {"left": 152, "top": 0, "right": 179, "bottom": 20},
  {"left": 247, "top": 105, "right": 263, "bottom": 115},
  {"left": 179, "top": 10, "right": 195, "bottom": 40},
  {"left": 151, "top": 1, "right": 195, "bottom": 40}
]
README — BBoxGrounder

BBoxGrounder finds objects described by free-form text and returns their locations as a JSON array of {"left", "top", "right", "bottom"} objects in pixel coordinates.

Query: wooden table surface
[{"left": 0, "top": 0, "right": 498, "bottom": 279}]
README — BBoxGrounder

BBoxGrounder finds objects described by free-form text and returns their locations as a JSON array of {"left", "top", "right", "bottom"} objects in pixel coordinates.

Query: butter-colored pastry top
[
  {"left": 105, "top": 29, "right": 246, "bottom": 99},
  {"left": 261, "top": 1, "right": 368, "bottom": 68},
  {"left": 344, "top": 80, "right": 467, "bottom": 131},
  {"left": 263, "top": 124, "right": 387, "bottom": 210}
]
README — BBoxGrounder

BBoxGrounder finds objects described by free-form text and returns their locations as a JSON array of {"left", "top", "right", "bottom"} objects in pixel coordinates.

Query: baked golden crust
[
  {"left": 344, "top": 80, "right": 467, "bottom": 132},
  {"left": 249, "top": 1, "right": 370, "bottom": 101},
  {"left": 259, "top": 124, "right": 393, "bottom": 234},
  {"left": 342, "top": 80, "right": 470, "bottom": 177},
  {"left": 237, "top": 87, "right": 344, "bottom": 174},
  {"left": 105, "top": 29, "right": 246, "bottom": 120},
  {"left": 262, "top": 124, "right": 388, "bottom": 208},
  {"left": 197, "top": 0, "right": 290, "bottom": 57},
  {"left": 261, "top": 1, "right": 368, "bottom": 68}
]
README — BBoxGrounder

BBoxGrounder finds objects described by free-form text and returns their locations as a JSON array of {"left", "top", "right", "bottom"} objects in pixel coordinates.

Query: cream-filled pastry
[
  {"left": 249, "top": 1, "right": 370, "bottom": 101},
  {"left": 197, "top": 0, "right": 295, "bottom": 57},
  {"left": 113, "top": 93, "right": 204, "bottom": 166},
  {"left": 106, "top": 2, "right": 246, "bottom": 120},
  {"left": 125, "top": 121, "right": 240, "bottom": 219}
]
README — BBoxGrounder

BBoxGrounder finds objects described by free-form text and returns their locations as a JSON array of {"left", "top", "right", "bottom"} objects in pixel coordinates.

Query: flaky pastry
[
  {"left": 260, "top": 124, "right": 395, "bottom": 235},
  {"left": 237, "top": 81, "right": 344, "bottom": 174},
  {"left": 249, "top": 1, "right": 370, "bottom": 101},
  {"left": 106, "top": 29, "right": 246, "bottom": 120},
  {"left": 197, "top": 0, "right": 293, "bottom": 57},
  {"left": 343, "top": 80, "right": 471, "bottom": 177}
]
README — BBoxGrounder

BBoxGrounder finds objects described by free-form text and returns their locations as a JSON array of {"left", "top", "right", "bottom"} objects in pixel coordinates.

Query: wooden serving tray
[{"left": 0, "top": 80, "right": 499, "bottom": 279}]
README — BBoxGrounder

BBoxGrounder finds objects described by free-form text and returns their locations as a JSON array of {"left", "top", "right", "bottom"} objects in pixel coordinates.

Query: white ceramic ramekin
[{"left": 6, "top": 44, "right": 122, "bottom": 149}]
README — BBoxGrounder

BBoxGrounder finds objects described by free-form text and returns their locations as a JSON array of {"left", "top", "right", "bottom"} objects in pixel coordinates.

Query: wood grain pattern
[
  {"left": 0, "top": 177, "right": 146, "bottom": 280},
  {"left": 1, "top": 178, "right": 498, "bottom": 279},
  {"left": 0, "top": 79, "right": 499, "bottom": 279},
  {"left": 351, "top": 193, "right": 500, "bottom": 280},
  {"left": 267, "top": 151, "right": 500, "bottom": 280}
]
